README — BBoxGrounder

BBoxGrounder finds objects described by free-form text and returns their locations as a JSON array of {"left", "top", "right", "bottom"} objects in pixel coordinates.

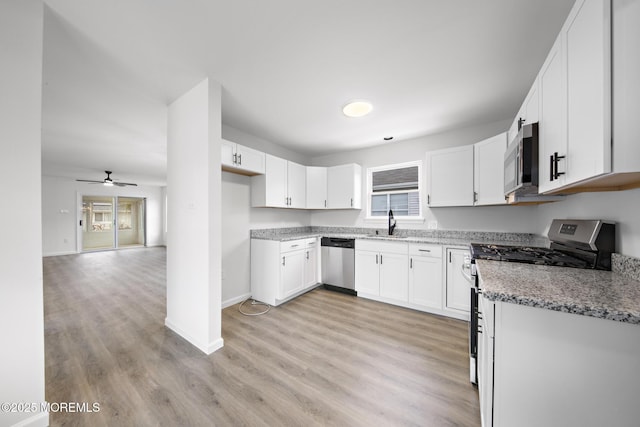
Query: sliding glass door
[
  {"left": 81, "top": 196, "right": 146, "bottom": 252},
  {"left": 117, "top": 197, "right": 146, "bottom": 248}
]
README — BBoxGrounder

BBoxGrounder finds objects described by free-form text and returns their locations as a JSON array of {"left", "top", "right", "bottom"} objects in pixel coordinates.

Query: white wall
[
  {"left": 41, "top": 176, "right": 164, "bottom": 256},
  {"left": 536, "top": 188, "right": 640, "bottom": 258},
  {"left": 0, "top": 1, "right": 48, "bottom": 426},
  {"left": 220, "top": 126, "right": 311, "bottom": 306},
  {"left": 166, "top": 78, "right": 223, "bottom": 354},
  {"left": 221, "top": 172, "right": 311, "bottom": 306},
  {"left": 310, "top": 119, "right": 542, "bottom": 233}
]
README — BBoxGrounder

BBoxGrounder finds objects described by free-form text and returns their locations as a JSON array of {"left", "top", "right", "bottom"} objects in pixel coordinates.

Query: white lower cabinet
[
  {"left": 445, "top": 248, "right": 471, "bottom": 318},
  {"left": 356, "top": 241, "right": 470, "bottom": 320},
  {"left": 478, "top": 295, "right": 495, "bottom": 427},
  {"left": 251, "top": 237, "right": 319, "bottom": 306},
  {"left": 355, "top": 240, "right": 408, "bottom": 301},
  {"left": 408, "top": 244, "right": 443, "bottom": 310},
  {"left": 484, "top": 298, "right": 640, "bottom": 427}
]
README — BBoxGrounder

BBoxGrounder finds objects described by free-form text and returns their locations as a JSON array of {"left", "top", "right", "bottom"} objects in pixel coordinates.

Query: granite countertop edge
[
  {"left": 483, "top": 290, "right": 640, "bottom": 324},
  {"left": 478, "top": 258, "right": 640, "bottom": 325}
]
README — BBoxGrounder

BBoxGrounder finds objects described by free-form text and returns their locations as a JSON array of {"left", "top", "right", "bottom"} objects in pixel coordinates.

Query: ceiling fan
[{"left": 76, "top": 171, "right": 137, "bottom": 187}]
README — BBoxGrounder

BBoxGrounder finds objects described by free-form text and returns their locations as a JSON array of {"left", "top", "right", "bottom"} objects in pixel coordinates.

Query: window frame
[{"left": 365, "top": 160, "right": 424, "bottom": 222}]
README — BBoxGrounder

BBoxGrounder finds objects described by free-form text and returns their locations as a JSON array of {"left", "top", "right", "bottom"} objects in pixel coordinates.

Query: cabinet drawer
[
  {"left": 356, "top": 239, "right": 408, "bottom": 254},
  {"left": 409, "top": 244, "right": 442, "bottom": 258},
  {"left": 280, "top": 237, "right": 318, "bottom": 253},
  {"left": 280, "top": 239, "right": 307, "bottom": 253}
]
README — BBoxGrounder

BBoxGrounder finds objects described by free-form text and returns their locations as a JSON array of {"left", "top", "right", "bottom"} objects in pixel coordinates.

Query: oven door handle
[{"left": 461, "top": 255, "right": 473, "bottom": 283}]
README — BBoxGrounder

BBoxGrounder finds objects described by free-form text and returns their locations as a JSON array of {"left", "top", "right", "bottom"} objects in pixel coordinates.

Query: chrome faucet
[{"left": 388, "top": 209, "right": 396, "bottom": 235}]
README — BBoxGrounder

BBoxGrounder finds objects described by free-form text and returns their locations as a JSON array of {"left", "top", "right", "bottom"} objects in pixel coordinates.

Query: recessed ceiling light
[{"left": 343, "top": 100, "right": 373, "bottom": 118}]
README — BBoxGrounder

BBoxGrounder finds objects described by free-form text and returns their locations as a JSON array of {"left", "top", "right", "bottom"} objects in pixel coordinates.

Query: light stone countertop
[
  {"left": 250, "top": 226, "right": 547, "bottom": 248},
  {"left": 477, "top": 259, "right": 640, "bottom": 324}
]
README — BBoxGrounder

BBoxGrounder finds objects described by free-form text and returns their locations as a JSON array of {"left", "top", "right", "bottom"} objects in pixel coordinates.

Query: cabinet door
[
  {"left": 565, "top": 0, "right": 611, "bottom": 185},
  {"left": 304, "top": 245, "right": 319, "bottom": 288},
  {"left": 445, "top": 248, "right": 471, "bottom": 312},
  {"left": 524, "top": 80, "right": 539, "bottom": 125},
  {"left": 327, "top": 164, "right": 361, "bottom": 209},
  {"left": 221, "top": 140, "right": 237, "bottom": 168},
  {"left": 409, "top": 255, "right": 443, "bottom": 309},
  {"left": 263, "top": 154, "right": 287, "bottom": 207},
  {"left": 478, "top": 295, "right": 494, "bottom": 427},
  {"left": 474, "top": 133, "right": 508, "bottom": 206},
  {"left": 306, "top": 166, "right": 327, "bottom": 209},
  {"left": 235, "top": 144, "right": 265, "bottom": 175},
  {"left": 427, "top": 145, "right": 474, "bottom": 207},
  {"left": 280, "top": 250, "right": 305, "bottom": 299},
  {"left": 287, "top": 161, "right": 307, "bottom": 208},
  {"left": 538, "top": 35, "right": 567, "bottom": 193},
  {"left": 355, "top": 250, "right": 380, "bottom": 295},
  {"left": 379, "top": 252, "right": 409, "bottom": 302}
]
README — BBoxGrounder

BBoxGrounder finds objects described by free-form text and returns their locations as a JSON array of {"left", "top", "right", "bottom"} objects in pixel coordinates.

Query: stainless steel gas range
[{"left": 467, "top": 219, "right": 616, "bottom": 385}]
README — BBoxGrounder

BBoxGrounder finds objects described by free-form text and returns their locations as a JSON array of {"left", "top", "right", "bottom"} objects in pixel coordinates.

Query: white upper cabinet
[
  {"left": 327, "top": 164, "right": 362, "bottom": 209},
  {"left": 508, "top": 80, "right": 540, "bottom": 144},
  {"left": 221, "top": 139, "right": 265, "bottom": 175},
  {"left": 533, "top": 0, "right": 640, "bottom": 194},
  {"left": 287, "top": 161, "right": 307, "bottom": 209},
  {"left": 427, "top": 145, "right": 474, "bottom": 207},
  {"left": 474, "top": 132, "right": 508, "bottom": 205},
  {"left": 538, "top": 34, "right": 567, "bottom": 193},
  {"left": 252, "top": 154, "right": 306, "bottom": 208},
  {"left": 563, "top": 0, "right": 611, "bottom": 186},
  {"left": 306, "top": 166, "right": 328, "bottom": 209}
]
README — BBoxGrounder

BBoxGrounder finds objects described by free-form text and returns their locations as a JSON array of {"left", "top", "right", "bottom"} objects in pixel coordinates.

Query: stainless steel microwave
[{"left": 504, "top": 122, "right": 539, "bottom": 196}]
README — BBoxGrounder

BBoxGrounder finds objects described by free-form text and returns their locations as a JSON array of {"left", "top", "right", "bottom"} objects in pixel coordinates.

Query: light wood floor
[{"left": 44, "top": 247, "right": 480, "bottom": 426}]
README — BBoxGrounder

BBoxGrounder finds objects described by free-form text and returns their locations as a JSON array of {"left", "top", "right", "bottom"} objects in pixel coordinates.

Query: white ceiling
[{"left": 41, "top": 0, "right": 576, "bottom": 186}]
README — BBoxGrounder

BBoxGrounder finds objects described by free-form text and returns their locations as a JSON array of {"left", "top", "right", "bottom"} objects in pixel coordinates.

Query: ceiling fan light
[
  {"left": 103, "top": 181, "right": 114, "bottom": 187},
  {"left": 343, "top": 100, "right": 373, "bottom": 118}
]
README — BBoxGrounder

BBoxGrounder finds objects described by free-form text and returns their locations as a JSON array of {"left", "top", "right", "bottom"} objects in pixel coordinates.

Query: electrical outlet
[{"left": 427, "top": 220, "right": 438, "bottom": 230}]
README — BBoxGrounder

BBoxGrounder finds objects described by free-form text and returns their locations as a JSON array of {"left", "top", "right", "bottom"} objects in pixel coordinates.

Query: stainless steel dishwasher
[{"left": 320, "top": 237, "right": 356, "bottom": 295}]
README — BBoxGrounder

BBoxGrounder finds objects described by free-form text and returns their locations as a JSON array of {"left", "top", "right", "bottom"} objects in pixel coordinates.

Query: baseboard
[
  {"left": 164, "top": 318, "right": 224, "bottom": 355},
  {"left": 206, "top": 337, "right": 225, "bottom": 354},
  {"left": 222, "top": 292, "right": 252, "bottom": 309},
  {"left": 9, "top": 411, "right": 49, "bottom": 427},
  {"left": 42, "top": 250, "right": 76, "bottom": 257}
]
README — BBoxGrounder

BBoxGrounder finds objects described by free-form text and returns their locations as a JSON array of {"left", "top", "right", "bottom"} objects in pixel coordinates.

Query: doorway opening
[{"left": 81, "top": 196, "right": 146, "bottom": 251}]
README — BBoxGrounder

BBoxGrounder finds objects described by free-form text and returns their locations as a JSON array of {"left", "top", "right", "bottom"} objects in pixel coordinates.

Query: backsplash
[{"left": 612, "top": 254, "right": 640, "bottom": 282}]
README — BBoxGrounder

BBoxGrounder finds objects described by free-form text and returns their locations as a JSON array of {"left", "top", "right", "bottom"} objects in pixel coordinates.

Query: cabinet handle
[
  {"left": 350, "top": 198, "right": 353, "bottom": 207},
  {"left": 477, "top": 325, "right": 483, "bottom": 334},
  {"left": 324, "top": 200, "right": 327, "bottom": 208},
  {"left": 473, "top": 191, "right": 478, "bottom": 203},
  {"left": 410, "top": 258, "right": 413, "bottom": 269},
  {"left": 290, "top": 244, "right": 299, "bottom": 248},
  {"left": 449, "top": 252, "right": 452, "bottom": 263},
  {"left": 419, "top": 249, "right": 431, "bottom": 253},
  {"left": 380, "top": 255, "right": 383, "bottom": 265},
  {"left": 282, "top": 256, "right": 285, "bottom": 266},
  {"left": 233, "top": 153, "right": 238, "bottom": 164},
  {"left": 237, "top": 153, "right": 242, "bottom": 165},
  {"left": 427, "top": 194, "right": 430, "bottom": 205},
  {"left": 549, "top": 155, "right": 555, "bottom": 181},
  {"left": 553, "top": 152, "right": 566, "bottom": 180},
  {"left": 306, "top": 251, "right": 309, "bottom": 259},
  {"left": 376, "top": 254, "right": 378, "bottom": 264}
]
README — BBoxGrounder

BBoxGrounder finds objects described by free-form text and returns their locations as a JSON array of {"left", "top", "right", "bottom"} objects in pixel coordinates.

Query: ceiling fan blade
[
  {"left": 114, "top": 182, "right": 138, "bottom": 187},
  {"left": 76, "top": 179, "right": 104, "bottom": 184}
]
